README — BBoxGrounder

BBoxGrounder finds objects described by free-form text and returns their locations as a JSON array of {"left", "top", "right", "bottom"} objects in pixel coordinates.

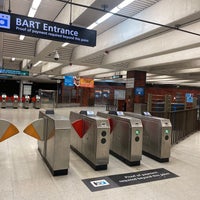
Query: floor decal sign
[{"left": 82, "top": 168, "right": 178, "bottom": 192}]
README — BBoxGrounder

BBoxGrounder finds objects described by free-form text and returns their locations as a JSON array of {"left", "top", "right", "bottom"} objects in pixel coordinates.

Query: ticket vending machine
[
  {"left": 13, "top": 95, "right": 19, "bottom": 109},
  {"left": 1, "top": 94, "right": 7, "bottom": 108},
  {"left": 23, "top": 110, "right": 71, "bottom": 176}
]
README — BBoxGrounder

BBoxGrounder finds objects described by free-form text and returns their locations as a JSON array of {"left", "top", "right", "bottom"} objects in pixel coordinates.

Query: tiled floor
[{"left": 0, "top": 107, "right": 200, "bottom": 200}]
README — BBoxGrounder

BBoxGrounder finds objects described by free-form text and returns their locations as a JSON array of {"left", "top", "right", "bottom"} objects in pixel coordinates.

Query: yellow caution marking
[
  {"left": 0, "top": 123, "right": 19, "bottom": 142},
  {"left": 23, "top": 124, "right": 41, "bottom": 140}
]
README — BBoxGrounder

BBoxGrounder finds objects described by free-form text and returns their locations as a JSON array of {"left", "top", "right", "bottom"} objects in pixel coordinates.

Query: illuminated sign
[
  {"left": 80, "top": 78, "right": 94, "bottom": 88},
  {"left": 64, "top": 76, "right": 74, "bottom": 86},
  {"left": 135, "top": 87, "right": 144, "bottom": 96},
  {"left": 0, "top": 69, "right": 29, "bottom": 76},
  {"left": 185, "top": 93, "right": 193, "bottom": 103},
  {"left": 0, "top": 11, "right": 96, "bottom": 47},
  {"left": 112, "top": 75, "right": 122, "bottom": 79}
]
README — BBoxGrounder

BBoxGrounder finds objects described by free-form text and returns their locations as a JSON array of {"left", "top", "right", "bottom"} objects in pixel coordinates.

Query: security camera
[{"left": 54, "top": 50, "right": 60, "bottom": 61}]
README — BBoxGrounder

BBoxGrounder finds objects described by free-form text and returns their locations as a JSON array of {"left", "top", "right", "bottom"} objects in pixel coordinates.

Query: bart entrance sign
[{"left": 0, "top": 11, "right": 96, "bottom": 47}]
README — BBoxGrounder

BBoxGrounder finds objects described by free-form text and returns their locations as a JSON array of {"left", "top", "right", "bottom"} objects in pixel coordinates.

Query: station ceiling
[{"left": 1, "top": 0, "right": 200, "bottom": 87}]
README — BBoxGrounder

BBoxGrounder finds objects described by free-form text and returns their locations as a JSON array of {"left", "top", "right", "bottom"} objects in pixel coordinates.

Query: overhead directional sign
[
  {"left": 0, "top": 11, "right": 96, "bottom": 47},
  {"left": 0, "top": 68, "right": 29, "bottom": 76},
  {"left": 79, "top": 78, "right": 94, "bottom": 88},
  {"left": 64, "top": 76, "right": 74, "bottom": 86}
]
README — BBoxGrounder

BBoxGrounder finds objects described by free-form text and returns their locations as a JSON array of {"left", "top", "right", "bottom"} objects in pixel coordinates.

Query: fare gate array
[
  {"left": 0, "top": 110, "right": 172, "bottom": 176},
  {"left": 0, "top": 95, "right": 41, "bottom": 109}
]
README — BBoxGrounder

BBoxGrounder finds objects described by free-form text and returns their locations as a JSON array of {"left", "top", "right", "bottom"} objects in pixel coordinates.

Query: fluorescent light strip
[
  {"left": 62, "top": 42, "right": 69, "bottom": 47},
  {"left": 19, "top": 35, "right": 25, "bottom": 40},
  {"left": 176, "top": 68, "right": 200, "bottom": 73},
  {"left": 32, "top": 0, "right": 42, "bottom": 9},
  {"left": 118, "top": 0, "right": 135, "bottom": 9},
  {"left": 33, "top": 60, "right": 42, "bottom": 67},
  {"left": 28, "top": 7, "right": 37, "bottom": 17},
  {"left": 111, "top": 7, "right": 120, "bottom": 14},
  {"left": 96, "top": 13, "right": 113, "bottom": 24},
  {"left": 62, "top": 0, "right": 135, "bottom": 46},
  {"left": 86, "top": 0, "right": 136, "bottom": 30},
  {"left": 28, "top": 0, "right": 42, "bottom": 17},
  {"left": 147, "top": 75, "right": 174, "bottom": 80},
  {"left": 19, "top": 0, "right": 42, "bottom": 40},
  {"left": 87, "top": 22, "right": 98, "bottom": 30}
]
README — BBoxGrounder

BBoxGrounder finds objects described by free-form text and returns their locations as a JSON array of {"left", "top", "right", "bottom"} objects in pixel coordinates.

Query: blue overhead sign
[
  {"left": 0, "top": 68, "right": 29, "bottom": 76},
  {"left": 185, "top": 93, "right": 193, "bottom": 103},
  {"left": 135, "top": 87, "right": 144, "bottom": 96},
  {"left": 0, "top": 11, "right": 96, "bottom": 47},
  {"left": 64, "top": 76, "right": 74, "bottom": 86}
]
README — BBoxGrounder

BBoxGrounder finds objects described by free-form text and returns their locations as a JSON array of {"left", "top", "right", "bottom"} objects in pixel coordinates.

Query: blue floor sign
[{"left": 82, "top": 168, "right": 178, "bottom": 192}]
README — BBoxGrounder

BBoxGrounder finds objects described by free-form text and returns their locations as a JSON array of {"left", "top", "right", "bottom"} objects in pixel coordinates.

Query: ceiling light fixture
[
  {"left": 117, "top": 0, "right": 136, "bottom": 9},
  {"left": 19, "top": 0, "right": 42, "bottom": 40},
  {"left": 28, "top": 0, "right": 42, "bottom": 18},
  {"left": 33, "top": 60, "right": 42, "bottom": 67},
  {"left": 19, "top": 35, "right": 25, "bottom": 40},
  {"left": 96, "top": 13, "right": 113, "bottom": 24},
  {"left": 62, "top": 0, "right": 135, "bottom": 46},
  {"left": 87, "top": 0, "right": 136, "bottom": 30},
  {"left": 62, "top": 42, "right": 69, "bottom": 47},
  {"left": 87, "top": 22, "right": 98, "bottom": 30}
]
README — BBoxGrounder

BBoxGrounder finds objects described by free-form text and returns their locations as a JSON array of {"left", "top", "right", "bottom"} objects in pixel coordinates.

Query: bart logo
[
  {"left": 90, "top": 179, "right": 110, "bottom": 187},
  {"left": 0, "top": 13, "right": 11, "bottom": 29}
]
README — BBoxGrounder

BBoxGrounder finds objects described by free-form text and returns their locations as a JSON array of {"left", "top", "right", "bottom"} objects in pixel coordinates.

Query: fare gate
[
  {"left": 70, "top": 111, "right": 110, "bottom": 170},
  {"left": 125, "top": 112, "right": 172, "bottom": 162},
  {"left": 23, "top": 110, "right": 71, "bottom": 176},
  {"left": 0, "top": 119, "right": 19, "bottom": 142},
  {"left": 97, "top": 111, "right": 143, "bottom": 166}
]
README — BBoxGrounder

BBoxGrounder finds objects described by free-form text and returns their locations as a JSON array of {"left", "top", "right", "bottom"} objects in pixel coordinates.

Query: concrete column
[
  {"left": 126, "top": 71, "right": 146, "bottom": 112},
  {"left": 19, "top": 80, "right": 23, "bottom": 102}
]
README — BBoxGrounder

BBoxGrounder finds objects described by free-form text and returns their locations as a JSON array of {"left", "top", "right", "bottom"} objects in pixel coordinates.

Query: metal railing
[{"left": 151, "top": 108, "right": 199, "bottom": 144}]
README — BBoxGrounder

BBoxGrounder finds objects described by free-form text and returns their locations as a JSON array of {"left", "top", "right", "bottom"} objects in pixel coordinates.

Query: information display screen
[{"left": 135, "top": 87, "right": 144, "bottom": 96}]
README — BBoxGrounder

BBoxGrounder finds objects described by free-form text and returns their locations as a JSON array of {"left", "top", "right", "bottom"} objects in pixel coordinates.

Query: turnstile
[
  {"left": 70, "top": 111, "right": 110, "bottom": 170},
  {"left": 23, "top": 95, "right": 30, "bottom": 109},
  {"left": 125, "top": 112, "right": 172, "bottom": 162},
  {"left": 1, "top": 94, "right": 7, "bottom": 108},
  {"left": 34, "top": 95, "right": 41, "bottom": 109},
  {"left": 97, "top": 111, "right": 143, "bottom": 166},
  {"left": 23, "top": 110, "right": 71, "bottom": 176},
  {"left": 0, "top": 119, "right": 19, "bottom": 141},
  {"left": 13, "top": 95, "right": 19, "bottom": 108}
]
